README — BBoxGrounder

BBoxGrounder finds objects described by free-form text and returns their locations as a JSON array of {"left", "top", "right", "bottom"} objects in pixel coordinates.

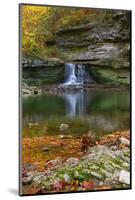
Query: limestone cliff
[{"left": 22, "top": 10, "right": 131, "bottom": 86}]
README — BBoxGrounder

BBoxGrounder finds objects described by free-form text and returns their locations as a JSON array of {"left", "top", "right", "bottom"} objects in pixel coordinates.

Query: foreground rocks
[
  {"left": 22, "top": 83, "right": 41, "bottom": 96},
  {"left": 22, "top": 83, "right": 129, "bottom": 96},
  {"left": 22, "top": 144, "right": 130, "bottom": 193},
  {"left": 22, "top": 130, "right": 130, "bottom": 194},
  {"left": 41, "top": 83, "right": 129, "bottom": 95}
]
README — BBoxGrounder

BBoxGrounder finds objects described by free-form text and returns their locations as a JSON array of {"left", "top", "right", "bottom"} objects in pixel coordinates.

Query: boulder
[
  {"left": 22, "top": 176, "right": 33, "bottom": 185},
  {"left": 59, "top": 123, "right": 69, "bottom": 131},
  {"left": 119, "top": 137, "right": 130, "bottom": 146},
  {"left": 45, "top": 159, "right": 63, "bottom": 169},
  {"left": 119, "top": 170, "right": 130, "bottom": 184},
  {"left": 64, "top": 173, "right": 71, "bottom": 183},
  {"left": 65, "top": 157, "right": 79, "bottom": 167},
  {"left": 42, "top": 147, "right": 50, "bottom": 152},
  {"left": 58, "top": 135, "right": 73, "bottom": 139},
  {"left": 110, "top": 146, "right": 118, "bottom": 151},
  {"left": 22, "top": 88, "right": 31, "bottom": 95}
]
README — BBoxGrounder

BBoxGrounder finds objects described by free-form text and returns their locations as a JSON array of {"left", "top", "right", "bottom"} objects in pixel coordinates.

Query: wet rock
[
  {"left": 103, "top": 163, "right": 114, "bottom": 173},
  {"left": 42, "top": 147, "right": 50, "bottom": 152},
  {"left": 65, "top": 157, "right": 79, "bottom": 167},
  {"left": 26, "top": 171, "right": 35, "bottom": 177},
  {"left": 22, "top": 170, "right": 37, "bottom": 184},
  {"left": 110, "top": 145, "right": 118, "bottom": 151},
  {"left": 28, "top": 123, "right": 33, "bottom": 128},
  {"left": 99, "top": 181, "right": 104, "bottom": 186},
  {"left": 23, "top": 163, "right": 37, "bottom": 172},
  {"left": 22, "top": 176, "right": 33, "bottom": 185},
  {"left": 45, "top": 159, "right": 63, "bottom": 169},
  {"left": 58, "top": 135, "right": 72, "bottom": 139},
  {"left": 22, "top": 88, "right": 31, "bottom": 95},
  {"left": 64, "top": 173, "right": 71, "bottom": 183},
  {"left": 122, "top": 162, "right": 130, "bottom": 169},
  {"left": 112, "top": 150, "right": 123, "bottom": 157},
  {"left": 33, "top": 173, "right": 47, "bottom": 185},
  {"left": 82, "top": 153, "right": 96, "bottom": 162},
  {"left": 28, "top": 122, "right": 40, "bottom": 128},
  {"left": 22, "top": 83, "right": 41, "bottom": 96},
  {"left": 104, "top": 170, "right": 120, "bottom": 185},
  {"left": 28, "top": 122, "right": 39, "bottom": 128},
  {"left": 90, "top": 171, "right": 103, "bottom": 180},
  {"left": 119, "top": 137, "right": 130, "bottom": 146},
  {"left": 119, "top": 170, "right": 130, "bottom": 184},
  {"left": 121, "top": 155, "right": 130, "bottom": 163},
  {"left": 89, "top": 145, "right": 112, "bottom": 157},
  {"left": 100, "top": 169, "right": 112, "bottom": 178},
  {"left": 59, "top": 123, "right": 69, "bottom": 131},
  {"left": 58, "top": 135, "right": 67, "bottom": 139}
]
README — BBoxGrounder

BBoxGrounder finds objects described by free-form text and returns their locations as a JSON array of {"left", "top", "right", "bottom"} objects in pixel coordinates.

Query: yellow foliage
[
  {"left": 21, "top": 5, "right": 106, "bottom": 57},
  {"left": 21, "top": 5, "right": 48, "bottom": 56}
]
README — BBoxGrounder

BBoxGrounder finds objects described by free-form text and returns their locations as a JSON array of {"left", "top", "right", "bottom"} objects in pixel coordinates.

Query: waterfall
[
  {"left": 64, "top": 63, "right": 90, "bottom": 85},
  {"left": 65, "top": 63, "right": 77, "bottom": 84}
]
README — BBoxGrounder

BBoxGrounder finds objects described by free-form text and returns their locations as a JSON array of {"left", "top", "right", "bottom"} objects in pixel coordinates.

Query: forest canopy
[{"left": 21, "top": 5, "right": 106, "bottom": 58}]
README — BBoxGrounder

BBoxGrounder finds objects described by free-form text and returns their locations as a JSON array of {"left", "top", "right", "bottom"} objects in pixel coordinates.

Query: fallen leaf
[
  {"left": 53, "top": 181, "right": 63, "bottom": 192},
  {"left": 82, "top": 180, "right": 95, "bottom": 190}
]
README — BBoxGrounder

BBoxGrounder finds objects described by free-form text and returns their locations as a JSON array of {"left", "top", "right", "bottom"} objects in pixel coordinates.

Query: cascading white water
[
  {"left": 77, "top": 64, "right": 91, "bottom": 84},
  {"left": 65, "top": 63, "right": 78, "bottom": 84},
  {"left": 64, "top": 63, "right": 90, "bottom": 85}
]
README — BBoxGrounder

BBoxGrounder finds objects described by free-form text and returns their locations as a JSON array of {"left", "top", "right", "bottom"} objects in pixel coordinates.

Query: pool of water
[{"left": 22, "top": 89, "right": 130, "bottom": 137}]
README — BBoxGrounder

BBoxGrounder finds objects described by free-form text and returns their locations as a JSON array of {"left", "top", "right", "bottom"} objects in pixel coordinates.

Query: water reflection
[
  {"left": 23, "top": 89, "right": 130, "bottom": 135},
  {"left": 63, "top": 91, "right": 85, "bottom": 117}
]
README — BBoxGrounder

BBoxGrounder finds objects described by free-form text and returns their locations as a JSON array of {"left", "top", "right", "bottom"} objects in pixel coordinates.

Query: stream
[{"left": 23, "top": 89, "right": 130, "bottom": 137}]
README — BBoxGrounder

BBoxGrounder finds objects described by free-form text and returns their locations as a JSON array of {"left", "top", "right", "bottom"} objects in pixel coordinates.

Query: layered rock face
[
  {"left": 22, "top": 11, "right": 130, "bottom": 86},
  {"left": 54, "top": 11, "right": 130, "bottom": 67},
  {"left": 22, "top": 58, "right": 65, "bottom": 85},
  {"left": 46, "top": 11, "right": 130, "bottom": 85}
]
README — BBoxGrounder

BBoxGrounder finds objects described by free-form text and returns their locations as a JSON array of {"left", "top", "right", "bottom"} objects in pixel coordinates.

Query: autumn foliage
[{"left": 21, "top": 5, "right": 106, "bottom": 57}]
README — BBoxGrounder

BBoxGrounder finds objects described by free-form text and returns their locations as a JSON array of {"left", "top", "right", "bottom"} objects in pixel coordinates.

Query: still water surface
[{"left": 23, "top": 89, "right": 130, "bottom": 137}]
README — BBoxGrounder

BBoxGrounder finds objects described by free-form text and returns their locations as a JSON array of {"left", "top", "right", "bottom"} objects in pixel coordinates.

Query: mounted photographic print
[{"left": 19, "top": 4, "right": 131, "bottom": 196}]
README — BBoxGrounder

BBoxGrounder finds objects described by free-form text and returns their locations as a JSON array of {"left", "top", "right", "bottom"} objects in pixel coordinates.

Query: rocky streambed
[
  {"left": 22, "top": 130, "right": 130, "bottom": 194},
  {"left": 22, "top": 82, "right": 129, "bottom": 97}
]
